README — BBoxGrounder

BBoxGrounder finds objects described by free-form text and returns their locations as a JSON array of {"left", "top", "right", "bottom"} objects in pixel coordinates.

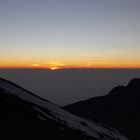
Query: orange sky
[{"left": 0, "top": 59, "right": 140, "bottom": 69}]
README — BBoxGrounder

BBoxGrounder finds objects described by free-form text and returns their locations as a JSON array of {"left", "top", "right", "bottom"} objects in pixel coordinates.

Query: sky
[{"left": 0, "top": 0, "right": 140, "bottom": 69}]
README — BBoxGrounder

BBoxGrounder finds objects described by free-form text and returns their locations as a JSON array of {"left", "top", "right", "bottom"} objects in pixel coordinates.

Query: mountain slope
[
  {"left": 64, "top": 78, "right": 140, "bottom": 140},
  {"left": 0, "top": 78, "right": 129, "bottom": 140}
]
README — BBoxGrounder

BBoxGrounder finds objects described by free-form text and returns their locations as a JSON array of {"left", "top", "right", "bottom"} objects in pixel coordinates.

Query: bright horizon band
[{"left": 0, "top": 60, "right": 140, "bottom": 69}]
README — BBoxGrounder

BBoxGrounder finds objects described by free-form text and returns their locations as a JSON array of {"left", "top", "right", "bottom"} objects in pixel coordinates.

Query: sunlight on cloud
[{"left": 32, "top": 64, "right": 40, "bottom": 67}]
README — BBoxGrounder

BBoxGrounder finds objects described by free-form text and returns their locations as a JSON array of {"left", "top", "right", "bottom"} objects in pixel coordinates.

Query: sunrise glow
[
  {"left": 0, "top": 60, "right": 140, "bottom": 69},
  {"left": 32, "top": 64, "right": 40, "bottom": 67},
  {"left": 0, "top": 1, "right": 140, "bottom": 69}
]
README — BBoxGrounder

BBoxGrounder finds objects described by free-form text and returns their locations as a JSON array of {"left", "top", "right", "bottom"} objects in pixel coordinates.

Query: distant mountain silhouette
[
  {"left": 0, "top": 78, "right": 129, "bottom": 140},
  {"left": 64, "top": 78, "right": 140, "bottom": 140}
]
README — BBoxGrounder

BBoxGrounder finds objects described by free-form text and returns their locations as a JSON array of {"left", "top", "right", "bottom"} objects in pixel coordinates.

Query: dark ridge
[
  {"left": 127, "top": 78, "right": 140, "bottom": 88},
  {"left": 107, "top": 86, "right": 125, "bottom": 96},
  {"left": 64, "top": 78, "right": 140, "bottom": 140}
]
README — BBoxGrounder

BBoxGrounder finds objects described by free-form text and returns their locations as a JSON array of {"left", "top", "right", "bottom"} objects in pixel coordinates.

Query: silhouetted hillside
[
  {"left": 0, "top": 78, "right": 129, "bottom": 140},
  {"left": 64, "top": 78, "right": 140, "bottom": 140}
]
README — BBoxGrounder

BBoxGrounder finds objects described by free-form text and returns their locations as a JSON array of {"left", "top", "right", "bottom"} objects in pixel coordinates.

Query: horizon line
[{"left": 0, "top": 67, "right": 140, "bottom": 70}]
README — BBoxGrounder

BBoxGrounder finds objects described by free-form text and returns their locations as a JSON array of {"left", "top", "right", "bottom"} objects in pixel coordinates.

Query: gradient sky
[{"left": 0, "top": 0, "right": 140, "bottom": 69}]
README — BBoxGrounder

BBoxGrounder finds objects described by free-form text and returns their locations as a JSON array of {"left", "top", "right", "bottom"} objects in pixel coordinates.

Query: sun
[{"left": 50, "top": 67, "right": 58, "bottom": 70}]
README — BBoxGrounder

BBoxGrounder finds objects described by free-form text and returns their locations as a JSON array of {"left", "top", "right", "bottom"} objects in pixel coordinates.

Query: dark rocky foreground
[
  {"left": 0, "top": 78, "right": 129, "bottom": 140},
  {"left": 64, "top": 78, "right": 140, "bottom": 140}
]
